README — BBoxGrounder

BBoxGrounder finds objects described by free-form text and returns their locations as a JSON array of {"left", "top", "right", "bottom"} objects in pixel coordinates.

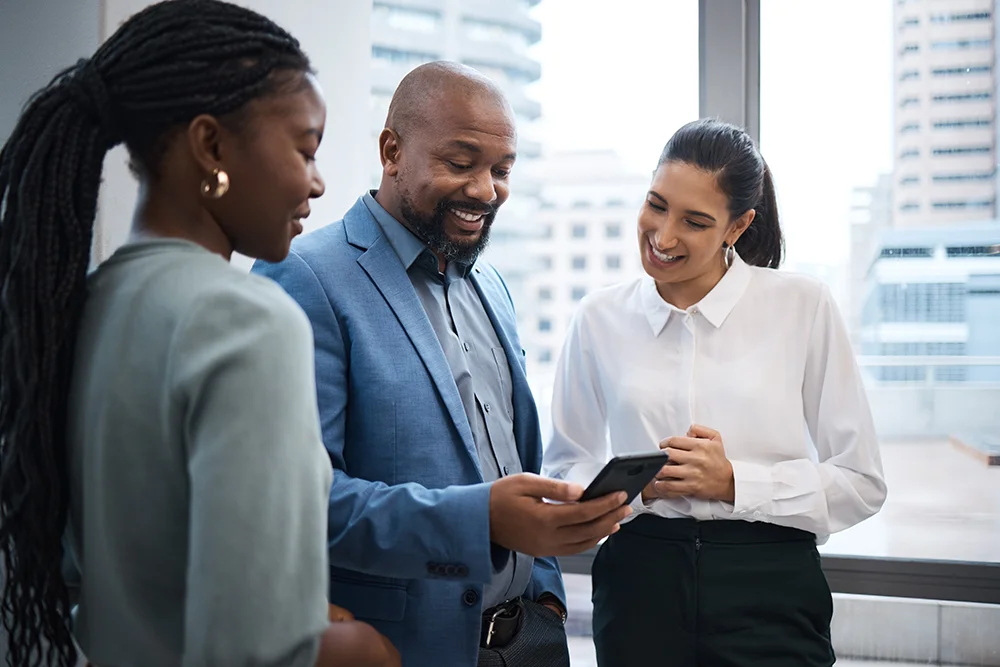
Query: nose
[
  {"left": 463, "top": 168, "right": 498, "bottom": 205},
  {"left": 310, "top": 165, "right": 326, "bottom": 199},
  {"left": 651, "top": 225, "right": 679, "bottom": 251}
]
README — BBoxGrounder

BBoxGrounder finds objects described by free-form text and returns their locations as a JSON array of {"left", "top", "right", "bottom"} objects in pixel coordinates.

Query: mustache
[{"left": 437, "top": 199, "right": 498, "bottom": 217}]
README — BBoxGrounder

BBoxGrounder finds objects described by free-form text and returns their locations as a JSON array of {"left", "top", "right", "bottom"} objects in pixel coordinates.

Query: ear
[
  {"left": 726, "top": 208, "right": 756, "bottom": 246},
  {"left": 186, "top": 114, "right": 228, "bottom": 176},
  {"left": 379, "top": 128, "right": 402, "bottom": 176}
]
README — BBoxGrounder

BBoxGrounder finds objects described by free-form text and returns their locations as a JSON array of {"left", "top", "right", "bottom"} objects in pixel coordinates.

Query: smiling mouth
[{"left": 648, "top": 238, "right": 683, "bottom": 264}]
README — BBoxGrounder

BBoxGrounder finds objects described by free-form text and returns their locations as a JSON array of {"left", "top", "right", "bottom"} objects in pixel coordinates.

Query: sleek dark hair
[
  {"left": 658, "top": 118, "right": 783, "bottom": 268},
  {"left": 0, "top": 1, "right": 311, "bottom": 664}
]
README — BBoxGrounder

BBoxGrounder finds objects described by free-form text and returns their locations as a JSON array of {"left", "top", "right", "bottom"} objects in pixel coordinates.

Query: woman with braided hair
[{"left": 0, "top": 1, "right": 399, "bottom": 665}]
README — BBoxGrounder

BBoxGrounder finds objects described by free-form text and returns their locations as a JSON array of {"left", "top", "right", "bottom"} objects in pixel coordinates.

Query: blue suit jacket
[{"left": 252, "top": 197, "right": 565, "bottom": 667}]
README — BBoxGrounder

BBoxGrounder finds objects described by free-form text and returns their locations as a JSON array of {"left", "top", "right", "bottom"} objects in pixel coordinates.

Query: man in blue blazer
[{"left": 252, "top": 62, "right": 629, "bottom": 666}]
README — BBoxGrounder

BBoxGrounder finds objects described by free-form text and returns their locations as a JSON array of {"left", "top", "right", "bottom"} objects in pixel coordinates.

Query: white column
[{"left": 95, "top": 0, "right": 374, "bottom": 263}]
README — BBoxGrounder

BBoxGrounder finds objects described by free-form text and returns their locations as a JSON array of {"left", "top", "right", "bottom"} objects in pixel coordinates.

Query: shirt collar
[
  {"left": 639, "top": 251, "right": 752, "bottom": 336},
  {"left": 363, "top": 190, "right": 474, "bottom": 278}
]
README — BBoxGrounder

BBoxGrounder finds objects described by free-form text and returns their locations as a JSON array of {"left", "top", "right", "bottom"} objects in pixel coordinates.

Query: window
[
  {"left": 947, "top": 245, "right": 1000, "bottom": 257},
  {"left": 537, "top": 256, "right": 552, "bottom": 270},
  {"left": 605, "top": 255, "right": 622, "bottom": 270},
  {"left": 463, "top": 18, "right": 533, "bottom": 52},
  {"left": 898, "top": 70, "right": 919, "bottom": 82},
  {"left": 933, "top": 170, "right": 996, "bottom": 182},
  {"left": 537, "top": 318, "right": 551, "bottom": 332},
  {"left": 899, "top": 122, "right": 919, "bottom": 133},
  {"left": 898, "top": 175, "right": 919, "bottom": 186},
  {"left": 899, "top": 148, "right": 919, "bottom": 159},
  {"left": 605, "top": 223, "right": 622, "bottom": 238},
  {"left": 571, "top": 286, "right": 587, "bottom": 301},
  {"left": 462, "top": 59, "right": 537, "bottom": 85},
  {"left": 932, "top": 199, "right": 994, "bottom": 210},
  {"left": 900, "top": 16, "right": 920, "bottom": 28},
  {"left": 877, "top": 283, "right": 966, "bottom": 323},
  {"left": 932, "top": 92, "right": 992, "bottom": 103},
  {"left": 930, "top": 12, "right": 992, "bottom": 23},
  {"left": 606, "top": 198, "right": 626, "bottom": 207},
  {"left": 932, "top": 118, "right": 992, "bottom": 130},
  {"left": 932, "top": 146, "right": 992, "bottom": 156},
  {"left": 880, "top": 247, "right": 933, "bottom": 258},
  {"left": 899, "top": 43, "right": 919, "bottom": 55},
  {"left": 372, "top": 3, "right": 440, "bottom": 32},
  {"left": 898, "top": 202, "right": 920, "bottom": 212},
  {"left": 571, "top": 256, "right": 587, "bottom": 270},
  {"left": 931, "top": 64, "right": 992, "bottom": 77},
  {"left": 537, "top": 287, "right": 552, "bottom": 301},
  {"left": 899, "top": 96, "right": 919, "bottom": 108},
  {"left": 539, "top": 225, "right": 553, "bottom": 239},
  {"left": 371, "top": 46, "right": 438, "bottom": 68},
  {"left": 930, "top": 39, "right": 992, "bottom": 51},
  {"left": 571, "top": 224, "right": 587, "bottom": 239},
  {"left": 538, "top": 348, "right": 552, "bottom": 364},
  {"left": 571, "top": 200, "right": 591, "bottom": 209}
]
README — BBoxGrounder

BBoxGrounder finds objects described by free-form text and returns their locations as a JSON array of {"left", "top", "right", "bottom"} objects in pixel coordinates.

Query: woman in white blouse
[{"left": 543, "top": 119, "right": 887, "bottom": 667}]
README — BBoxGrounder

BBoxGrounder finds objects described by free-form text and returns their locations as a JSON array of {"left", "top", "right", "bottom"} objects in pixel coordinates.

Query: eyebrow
[
  {"left": 647, "top": 190, "right": 717, "bottom": 222},
  {"left": 447, "top": 139, "right": 517, "bottom": 162}
]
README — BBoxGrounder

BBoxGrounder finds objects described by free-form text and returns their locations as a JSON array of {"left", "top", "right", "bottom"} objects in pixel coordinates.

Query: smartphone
[{"left": 578, "top": 452, "right": 669, "bottom": 504}]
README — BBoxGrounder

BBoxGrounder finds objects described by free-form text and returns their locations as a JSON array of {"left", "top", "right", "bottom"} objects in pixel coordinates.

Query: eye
[
  {"left": 686, "top": 219, "right": 708, "bottom": 229},
  {"left": 448, "top": 161, "right": 472, "bottom": 170},
  {"left": 646, "top": 200, "right": 665, "bottom": 212},
  {"left": 300, "top": 151, "right": 316, "bottom": 163},
  {"left": 493, "top": 168, "right": 511, "bottom": 178}
]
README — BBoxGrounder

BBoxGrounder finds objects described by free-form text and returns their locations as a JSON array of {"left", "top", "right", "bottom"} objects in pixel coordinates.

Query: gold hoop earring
[{"left": 201, "top": 168, "right": 230, "bottom": 199}]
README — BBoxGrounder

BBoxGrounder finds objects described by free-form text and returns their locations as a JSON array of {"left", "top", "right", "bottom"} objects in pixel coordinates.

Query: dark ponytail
[
  {"left": 0, "top": 2, "right": 311, "bottom": 664},
  {"left": 657, "top": 118, "right": 784, "bottom": 268}
]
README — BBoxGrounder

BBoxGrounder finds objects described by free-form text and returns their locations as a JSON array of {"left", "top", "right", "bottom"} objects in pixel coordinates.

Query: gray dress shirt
[{"left": 364, "top": 192, "right": 533, "bottom": 609}]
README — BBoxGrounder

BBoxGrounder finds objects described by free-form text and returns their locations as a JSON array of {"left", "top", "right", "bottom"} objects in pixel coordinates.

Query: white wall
[{"left": 97, "top": 0, "right": 374, "bottom": 264}]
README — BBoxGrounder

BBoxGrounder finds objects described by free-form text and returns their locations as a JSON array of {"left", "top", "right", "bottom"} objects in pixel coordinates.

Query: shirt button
[
  {"left": 502, "top": 465, "right": 510, "bottom": 475},
  {"left": 463, "top": 342, "right": 471, "bottom": 352},
  {"left": 463, "top": 589, "right": 479, "bottom": 606},
  {"left": 484, "top": 403, "right": 491, "bottom": 413},
  {"left": 753, "top": 511, "right": 762, "bottom": 518}
]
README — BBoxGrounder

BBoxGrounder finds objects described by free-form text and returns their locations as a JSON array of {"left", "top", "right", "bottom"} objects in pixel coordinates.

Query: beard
[{"left": 399, "top": 194, "right": 496, "bottom": 266}]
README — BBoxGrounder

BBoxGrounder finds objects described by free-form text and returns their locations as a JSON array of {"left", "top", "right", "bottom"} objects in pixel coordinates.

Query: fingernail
[{"left": 617, "top": 492, "right": 628, "bottom": 503}]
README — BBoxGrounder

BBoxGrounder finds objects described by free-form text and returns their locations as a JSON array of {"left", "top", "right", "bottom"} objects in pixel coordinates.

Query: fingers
[
  {"left": 688, "top": 424, "right": 721, "bottom": 440},
  {"left": 557, "top": 505, "right": 631, "bottom": 550},
  {"left": 659, "top": 436, "right": 706, "bottom": 451},
  {"left": 512, "top": 473, "right": 585, "bottom": 502},
  {"left": 649, "top": 479, "right": 693, "bottom": 499},
  {"left": 328, "top": 603, "right": 355, "bottom": 622},
  {"left": 551, "top": 490, "right": 628, "bottom": 525}
]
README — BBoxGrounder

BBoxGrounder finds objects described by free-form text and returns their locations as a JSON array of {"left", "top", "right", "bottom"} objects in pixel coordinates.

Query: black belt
[
  {"left": 623, "top": 515, "right": 816, "bottom": 543},
  {"left": 480, "top": 597, "right": 524, "bottom": 649}
]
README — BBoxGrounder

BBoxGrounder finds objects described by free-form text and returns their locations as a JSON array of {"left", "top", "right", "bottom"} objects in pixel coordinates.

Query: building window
[
  {"left": 539, "top": 225, "right": 553, "bottom": 239},
  {"left": 571, "top": 256, "right": 587, "bottom": 270},
  {"left": 899, "top": 96, "right": 920, "bottom": 108},
  {"left": 899, "top": 175, "right": 920, "bottom": 186},
  {"left": 932, "top": 146, "right": 992, "bottom": 156},
  {"left": 900, "top": 122, "right": 920, "bottom": 133},
  {"left": 877, "top": 283, "right": 967, "bottom": 324},
  {"left": 571, "top": 224, "right": 587, "bottom": 239},
  {"left": 900, "top": 44, "right": 920, "bottom": 55},
  {"left": 537, "top": 256, "right": 553, "bottom": 270},
  {"left": 931, "top": 65, "right": 992, "bottom": 77},
  {"left": 538, "top": 318, "right": 552, "bottom": 332},
  {"left": 900, "top": 16, "right": 920, "bottom": 28},
  {"left": 571, "top": 286, "right": 587, "bottom": 301},
  {"left": 880, "top": 247, "right": 933, "bottom": 258},
  {"left": 606, "top": 198, "right": 626, "bottom": 207},
  {"left": 538, "top": 287, "right": 552, "bottom": 301},
  {"left": 933, "top": 170, "right": 996, "bottom": 182},
  {"left": 930, "top": 12, "right": 992, "bottom": 23},
  {"left": 932, "top": 92, "right": 992, "bottom": 103},
  {"left": 876, "top": 342, "right": 967, "bottom": 382},
  {"left": 899, "top": 202, "right": 920, "bottom": 212},
  {"left": 899, "top": 148, "right": 920, "bottom": 159},
  {"left": 373, "top": 3, "right": 441, "bottom": 32},
  {"left": 606, "top": 255, "right": 622, "bottom": 270},
  {"left": 605, "top": 223, "right": 622, "bottom": 238},
  {"left": 538, "top": 348, "right": 553, "bottom": 364},
  {"left": 931, "top": 200, "right": 994, "bottom": 210},
  {"left": 371, "top": 46, "right": 438, "bottom": 67},
  {"left": 898, "top": 70, "right": 920, "bottom": 82},
  {"left": 933, "top": 118, "right": 993, "bottom": 130},
  {"left": 571, "top": 200, "right": 591, "bottom": 209},
  {"left": 931, "top": 39, "right": 992, "bottom": 51},
  {"left": 947, "top": 245, "right": 1000, "bottom": 257}
]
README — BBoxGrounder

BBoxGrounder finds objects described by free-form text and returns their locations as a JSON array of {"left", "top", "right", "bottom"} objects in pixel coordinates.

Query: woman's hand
[
  {"left": 641, "top": 424, "right": 735, "bottom": 503},
  {"left": 328, "top": 603, "right": 355, "bottom": 622}
]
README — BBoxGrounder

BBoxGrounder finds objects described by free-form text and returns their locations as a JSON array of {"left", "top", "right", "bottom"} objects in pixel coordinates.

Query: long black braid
[{"left": 0, "top": 2, "right": 311, "bottom": 664}]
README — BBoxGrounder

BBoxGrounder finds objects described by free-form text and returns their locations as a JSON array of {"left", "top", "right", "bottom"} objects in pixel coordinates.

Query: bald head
[{"left": 385, "top": 61, "right": 514, "bottom": 139}]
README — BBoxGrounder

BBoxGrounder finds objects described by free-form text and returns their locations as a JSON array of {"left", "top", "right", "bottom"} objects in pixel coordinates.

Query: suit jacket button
[
  {"left": 463, "top": 589, "right": 479, "bottom": 606},
  {"left": 445, "top": 564, "right": 457, "bottom": 577},
  {"left": 427, "top": 562, "right": 438, "bottom": 575},
  {"left": 457, "top": 565, "right": 469, "bottom": 577}
]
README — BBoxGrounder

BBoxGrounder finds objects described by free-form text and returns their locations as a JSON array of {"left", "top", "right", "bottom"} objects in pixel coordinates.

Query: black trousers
[{"left": 592, "top": 515, "right": 835, "bottom": 667}]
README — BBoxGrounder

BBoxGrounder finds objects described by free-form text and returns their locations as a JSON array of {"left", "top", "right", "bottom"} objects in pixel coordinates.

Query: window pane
[{"left": 761, "top": 0, "right": 1000, "bottom": 566}]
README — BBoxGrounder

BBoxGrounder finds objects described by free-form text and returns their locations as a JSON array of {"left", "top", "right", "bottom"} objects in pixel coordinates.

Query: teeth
[
  {"left": 650, "top": 244, "right": 680, "bottom": 262},
  {"left": 451, "top": 209, "right": 483, "bottom": 223}
]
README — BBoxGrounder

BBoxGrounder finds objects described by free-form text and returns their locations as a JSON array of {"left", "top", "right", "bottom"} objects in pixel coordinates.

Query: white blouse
[{"left": 543, "top": 254, "right": 887, "bottom": 542}]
